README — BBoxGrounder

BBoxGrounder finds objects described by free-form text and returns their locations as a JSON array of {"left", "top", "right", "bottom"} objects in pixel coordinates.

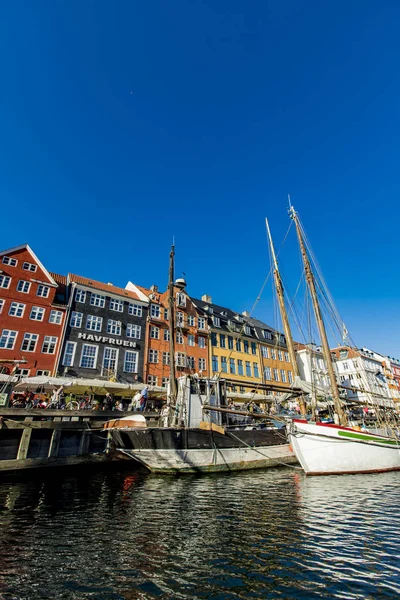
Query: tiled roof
[
  {"left": 50, "top": 272, "right": 67, "bottom": 286},
  {"left": 68, "top": 274, "right": 141, "bottom": 301}
]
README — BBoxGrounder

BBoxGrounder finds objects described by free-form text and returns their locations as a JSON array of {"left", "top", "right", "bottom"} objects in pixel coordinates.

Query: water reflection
[{"left": 0, "top": 467, "right": 399, "bottom": 599}]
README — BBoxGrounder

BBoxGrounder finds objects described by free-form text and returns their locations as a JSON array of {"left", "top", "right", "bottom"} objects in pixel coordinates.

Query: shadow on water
[{"left": 0, "top": 466, "right": 399, "bottom": 599}]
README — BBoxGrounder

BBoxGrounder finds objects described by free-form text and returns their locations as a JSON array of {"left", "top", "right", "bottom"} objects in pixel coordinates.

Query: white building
[{"left": 296, "top": 343, "right": 335, "bottom": 394}]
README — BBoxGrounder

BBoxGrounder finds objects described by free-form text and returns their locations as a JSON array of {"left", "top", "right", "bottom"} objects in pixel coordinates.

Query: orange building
[{"left": 127, "top": 280, "right": 209, "bottom": 387}]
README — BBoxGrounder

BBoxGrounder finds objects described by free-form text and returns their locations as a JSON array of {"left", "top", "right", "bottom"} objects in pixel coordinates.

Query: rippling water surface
[{"left": 0, "top": 465, "right": 399, "bottom": 599}]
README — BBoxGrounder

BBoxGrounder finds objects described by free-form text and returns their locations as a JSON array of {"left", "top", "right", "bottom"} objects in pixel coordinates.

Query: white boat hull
[
  {"left": 288, "top": 420, "right": 400, "bottom": 475},
  {"left": 118, "top": 444, "right": 297, "bottom": 474}
]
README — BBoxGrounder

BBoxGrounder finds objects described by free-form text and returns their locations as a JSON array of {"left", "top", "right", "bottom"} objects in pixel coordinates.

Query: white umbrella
[{"left": 15, "top": 376, "right": 72, "bottom": 390}]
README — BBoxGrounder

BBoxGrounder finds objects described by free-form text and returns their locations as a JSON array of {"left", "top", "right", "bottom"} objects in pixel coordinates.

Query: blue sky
[{"left": 1, "top": 1, "right": 399, "bottom": 356}]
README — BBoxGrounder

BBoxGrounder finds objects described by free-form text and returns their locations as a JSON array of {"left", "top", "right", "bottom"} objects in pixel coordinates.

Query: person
[{"left": 133, "top": 392, "right": 142, "bottom": 411}]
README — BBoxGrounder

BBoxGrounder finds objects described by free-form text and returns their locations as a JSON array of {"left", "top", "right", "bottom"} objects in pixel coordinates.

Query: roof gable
[{"left": 0, "top": 244, "right": 57, "bottom": 286}]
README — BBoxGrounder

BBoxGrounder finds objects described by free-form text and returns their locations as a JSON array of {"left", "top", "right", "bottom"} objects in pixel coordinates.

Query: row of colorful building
[{"left": 0, "top": 244, "right": 399, "bottom": 404}]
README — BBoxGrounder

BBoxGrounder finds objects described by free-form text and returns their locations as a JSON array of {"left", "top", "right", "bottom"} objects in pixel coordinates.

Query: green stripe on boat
[{"left": 337, "top": 431, "right": 400, "bottom": 445}]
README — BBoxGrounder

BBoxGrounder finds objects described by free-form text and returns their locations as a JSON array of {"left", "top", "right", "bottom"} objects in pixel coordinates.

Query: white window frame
[
  {"left": 17, "top": 280, "right": 31, "bottom": 294},
  {"left": 198, "top": 317, "right": 206, "bottom": 330},
  {"left": 110, "top": 298, "right": 124, "bottom": 312},
  {"left": 149, "top": 349, "right": 159, "bottom": 363},
  {"left": 21, "top": 332, "right": 39, "bottom": 352},
  {"left": 245, "top": 325, "right": 251, "bottom": 335},
  {"left": 176, "top": 352, "right": 187, "bottom": 367},
  {"left": 62, "top": 341, "right": 77, "bottom": 367},
  {"left": 198, "top": 336, "right": 206, "bottom": 349},
  {"left": 164, "top": 329, "right": 170, "bottom": 341},
  {"left": 9, "top": 302, "right": 25, "bottom": 318},
  {"left": 107, "top": 319, "right": 121, "bottom": 336},
  {"left": 150, "top": 304, "right": 161, "bottom": 318},
  {"left": 198, "top": 357, "right": 206, "bottom": 371},
  {"left": 0, "top": 299, "right": 4, "bottom": 314},
  {"left": 36, "top": 370, "right": 50, "bottom": 376},
  {"left": 123, "top": 350, "right": 138, "bottom": 373},
  {"left": 30, "top": 306, "right": 45, "bottom": 321},
  {"left": 188, "top": 334, "right": 195, "bottom": 347},
  {"left": 0, "top": 329, "right": 17, "bottom": 349},
  {"left": 36, "top": 284, "right": 49, "bottom": 298},
  {"left": 80, "top": 343, "right": 99, "bottom": 369},
  {"left": 176, "top": 312, "right": 184, "bottom": 326},
  {"left": 176, "top": 332, "right": 183, "bottom": 344},
  {"left": 42, "top": 336, "right": 58, "bottom": 354},
  {"left": 176, "top": 292, "right": 186, "bottom": 307},
  {"left": 0, "top": 275, "right": 11, "bottom": 289},
  {"left": 49, "top": 310, "right": 63, "bottom": 325},
  {"left": 162, "top": 351, "right": 170, "bottom": 365},
  {"left": 75, "top": 289, "right": 86, "bottom": 303},
  {"left": 2, "top": 256, "right": 17, "bottom": 267},
  {"left": 90, "top": 293, "right": 105, "bottom": 308},
  {"left": 86, "top": 314, "right": 103, "bottom": 332},
  {"left": 128, "top": 303, "right": 142, "bottom": 317},
  {"left": 102, "top": 347, "right": 119, "bottom": 376},
  {"left": 147, "top": 375, "right": 158, "bottom": 386},
  {"left": 213, "top": 316, "right": 221, "bottom": 327},
  {"left": 22, "top": 261, "right": 37, "bottom": 272},
  {"left": 70, "top": 311, "right": 83, "bottom": 328},
  {"left": 150, "top": 326, "right": 160, "bottom": 339},
  {"left": 126, "top": 324, "right": 141, "bottom": 339}
]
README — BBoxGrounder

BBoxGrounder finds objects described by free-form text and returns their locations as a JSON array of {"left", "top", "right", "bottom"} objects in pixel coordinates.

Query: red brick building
[
  {"left": 0, "top": 245, "right": 67, "bottom": 377},
  {"left": 127, "top": 281, "right": 210, "bottom": 387}
]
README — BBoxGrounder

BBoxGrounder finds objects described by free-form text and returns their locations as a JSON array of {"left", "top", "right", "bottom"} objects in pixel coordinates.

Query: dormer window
[
  {"left": 221, "top": 310, "right": 228, "bottom": 317},
  {"left": 263, "top": 330, "right": 272, "bottom": 340},
  {"left": 235, "top": 314, "right": 243, "bottom": 323},
  {"left": 213, "top": 316, "right": 220, "bottom": 327},
  {"left": 176, "top": 292, "right": 186, "bottom": 307},
  {"left": 245, "top": 325, "right": 251, "bottom": 336}
]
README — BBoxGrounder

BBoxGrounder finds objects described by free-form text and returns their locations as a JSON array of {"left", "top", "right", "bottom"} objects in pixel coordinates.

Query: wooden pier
[{"left": 0, "top": 409, "right": 159, "bottom": 473}]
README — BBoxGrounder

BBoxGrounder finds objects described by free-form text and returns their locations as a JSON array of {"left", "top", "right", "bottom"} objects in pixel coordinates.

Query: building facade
[
  {"left": 127, "top": 280, "right": 210, "bottom": 387},
  {"left": 57, "top": 274, "right": 148, "bottom": 383},
  {"left": 0, "top": 245, "right": 67, "bottom": 377}
]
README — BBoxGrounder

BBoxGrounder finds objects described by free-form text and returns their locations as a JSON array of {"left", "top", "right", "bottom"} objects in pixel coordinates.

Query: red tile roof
[
  {"left": 68, "top": 273, "right": 141, "bottom": 301},
  {"left": 50, "top": 272, "right": 67, "bottom": 286}
]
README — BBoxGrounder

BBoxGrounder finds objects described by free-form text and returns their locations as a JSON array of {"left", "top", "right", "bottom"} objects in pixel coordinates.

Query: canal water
[{"left": 0, "top": 466, "right": 399, "bottom": 600}]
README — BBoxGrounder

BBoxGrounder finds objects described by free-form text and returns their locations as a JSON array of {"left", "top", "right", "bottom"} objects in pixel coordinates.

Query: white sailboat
[{"left": 268, "top": 204, "right": 400, "bottom": 476}]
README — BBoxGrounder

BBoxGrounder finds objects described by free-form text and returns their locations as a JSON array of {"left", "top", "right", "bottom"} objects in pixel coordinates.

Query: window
[
  {"left": 211, "top": 332, "right": 218, "bottom": 347},
  {"left": 261, "top": 346, "right": 269, "bottom": 358},
  {"left": 17, "top": 280, "right": 30, "bottom": 293},
  {"left": 198, "top": 317, "right": 206, "bottom": 330},
  {"left": 42, "top": 336, "right": 58, "bottom": 354},
  {"left": 244, "top": 340, "right": 249, "bottom": 354},
  {"left": 343, "top": 362, "right": 349, "bottom": 371},
  {"left": 220, "top": 334, "right": 226, "bottom": 348},
  {"left": 86, "top": 315, "right": 103, "bottom": 332},
  {"left": 176, "top": 292, "right": 186, "bottom": 307},
  {"left": 199, "top": 357, "right": 206, "bottom": 371},
  {"left": 176, "top": 332, "right": 183, "bottom": 344},
  {"left": 285, "top": 352, "right": 290, "bottom": 363},
  {"left": 124, "top": 350, "right": 138, "bottom": 373},
  {"left": 21, "top": 333, "right": 39, "bottom": 352},
  {"left": 80, "top": 344, "right": 98, "bottom": 368},
  {"left": 288, "top": 370, "right": 293, "bottom": 384},
  {"left": 70, "top": 311, "right": 83, "bottom": 328},
  {"left": 176, "top": 352, "right": 187, "bottom": 367},
  {"left": 238, "top": 360, "right": 244, "bottom": 376},
  {"left": 22, "top": 262, "right": 37, "bottom": 272},
  {"left": 271, "top": 349, "right": 276, "bottom": 360},
  {"left": 277, "top": 350, "right": 283, "bottom": 361},
  {"left": 236, "top": 339, "right": 242, "bottom": 352},
  {"left": 150, "top": 304, "right": 160, "bottom": 318},
  {"left": 110, "top": 298, "right": 123, "bottom": 312},
  {"left": 251, "top": 342, "right": 257, "bottom": 355},
  {"left": 147, "top": 375, "right": 158, "bottom": 386},
  {"left": 29, "top": 306, "right": 44, "bottom": 321},
  {"left": 162, "top": 351, "right": 170, "bottom": 365},
  {"left": 150, "top": 326, "right": 160, "bottom": 339},
  {"left": 90, "top": 293, "right": 105, "bottom": 308},
  {"left": 0, "top": 330, "right": 17, "bottom": 349},
  {"left": 221, "top": 357, "right": 228, "bottom": 373},
  {"left": 353, "top": 360, "right": 359, "bottom": 369},
  {"left": 188, "top": 334, "right": 195, "bottom": 346},
  {"left": 49, "top": 310, "right": 63, "bottom": 325},
  {"left": 230, "top": 358, "right": 236, "bottom": 374},
  {"left": 36, "top": 370, "right": 50, "bottom": 377},
  {"left": 164, "top": 329, "right": 170, "bottom": 341},
  {"left": 2, "top": 256, "right": 17, "bottom": 267},
  {"left": 0, "top": 275, "right": 11, "bottom": 289},
  {"left": 149, "top": 349, "right": 159, "bottom": 363},
  {"left": 14, "top": 368, "right": 30, "bottom": 378},
  {"left": 198, "top": 336, "right": 206, "bottom": 349},
  {"left": 0, "top": 299, "right": 4, "bottom": 313},
  {"left": 263, "top": 330, "right": 272, "bottom": 340},
  {"left": 176, "top": 312, "right": 184, "bottom": 326},
  {"left": 9, "top": 302, "right": 25, "bottom": 317},
  {"left": 245, "top": 325, "right": 251, "bottom": 336},
  {"left": 127, "top": 324, "right": 141, "bottom": 339},
  {"left": 162, "top": 377, "right": 169, "bottom": 388},
  {"left": 187, "top": 356, "right": 195, "bottom": 369},
  {"left": 188, "top": 315, "right": 195, "bottom": 326},
  {"left": 75, "top": 289, "right": 86, "bottom": 303},
  {"left": 280, "top": 369, "right": 286, "bottom": 383},
  {"left": 253, "top": 363, "right": 260, "bottom": 378},
  {"left": 273, "top": 368, "right": 279, "bottom": 382},
  {"left": 264, "top": 366, "right": 272, "bottom": 380},
  {"left": 107, "top": 319, "right": 121, "bottom": 336},
  {"left": 164, "top": 308, "right": 169, "bottom": 320},
  {"left": 62, "top": 341, "right": 77, "bottom": 366},
  {"left": 228, "top": 336, "right": 233, "bottom": 350},
  {"left": 213, "top": 316, "right": 220, "bottom": 327},
  {"left": 245, "top": 361, "right": 251, "bottom": 377},
  {"left": 37, "top": 285, "right": 49, "bottom": 298},
  {"left": 128, "top": 303, "right": 142, "bottom": 317},
  {"left": 102, "top": 347, "right": 118, "bottom": 375},
  {"left": 212, "top": 356, "right": 218, "bottom": 372}
]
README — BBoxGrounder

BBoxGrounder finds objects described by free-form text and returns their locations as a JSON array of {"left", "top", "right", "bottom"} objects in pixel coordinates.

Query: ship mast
[
  {"left": 168, "top": 245, "right": 178, "bottom": 411},
  {"left": 289, "top": 205, "right": 347, "bottom": 426},
  {"left": 265, "top": 219, "right": 306, "bottom": 416}
]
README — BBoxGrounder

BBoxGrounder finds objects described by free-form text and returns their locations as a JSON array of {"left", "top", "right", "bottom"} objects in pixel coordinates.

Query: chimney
[
  {"left": 202, "top": 294, "right": 212, "bottom": 303},
  {"left": 150, "top": 285, "right": 158, "bottom": 292},
  {"left": 107, "top": 282, "right": 113, "bottom": 286},
  {"left": 242, "top": 310, "right": 250, "bottom": 317}
]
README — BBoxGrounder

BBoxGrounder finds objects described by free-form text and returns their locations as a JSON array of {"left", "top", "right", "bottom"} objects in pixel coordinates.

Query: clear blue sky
[{"left": 1, "top": 1, "right": 399, "bottom": 356}]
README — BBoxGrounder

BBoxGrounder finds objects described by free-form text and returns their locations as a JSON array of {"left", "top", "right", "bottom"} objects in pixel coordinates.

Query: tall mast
[
  {"left": 265, "top": 218, "right": 306, "bottom": 416},
  {"left": 289, "top": 206, "right": 347, "bottom": 425},
  {"left": 168, "top": 245, "right": 178, "bottom": 405}
]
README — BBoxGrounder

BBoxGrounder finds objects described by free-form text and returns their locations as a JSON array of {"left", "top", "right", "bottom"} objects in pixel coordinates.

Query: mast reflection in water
[{"left": 0, "top": 467, "right": 399, "bottom": 599}]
